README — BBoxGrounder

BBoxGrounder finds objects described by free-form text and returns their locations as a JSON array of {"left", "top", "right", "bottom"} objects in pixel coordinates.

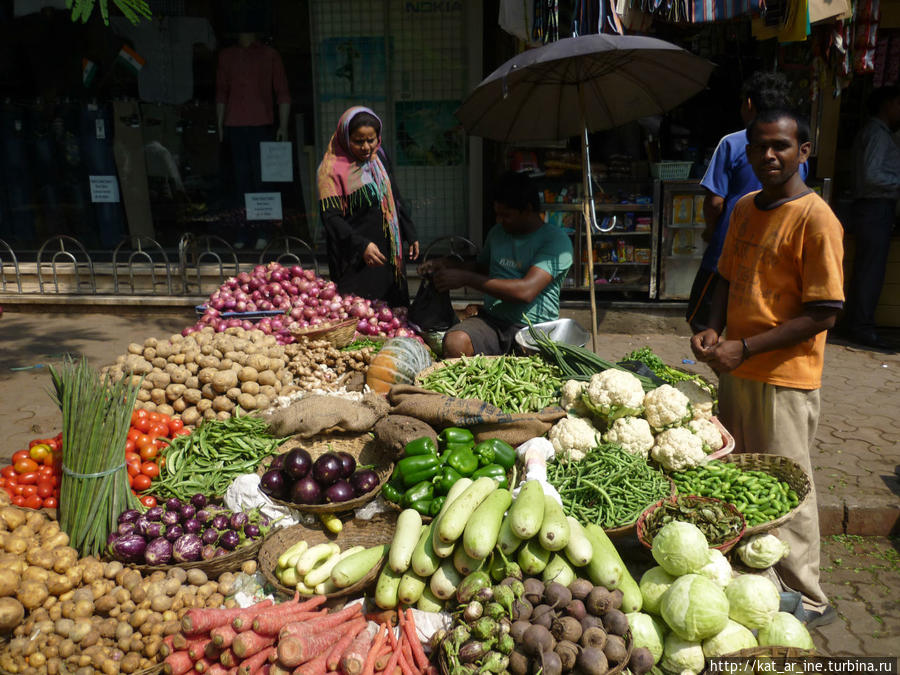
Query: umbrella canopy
[{"left": 456, "top": 34, "right": 715, "bottom": 142}]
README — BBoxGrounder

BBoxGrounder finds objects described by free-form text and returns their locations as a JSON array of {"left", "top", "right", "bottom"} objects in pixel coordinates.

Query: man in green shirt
[{"left": 422, "top": 171, "right": 573, "bottom": 357}]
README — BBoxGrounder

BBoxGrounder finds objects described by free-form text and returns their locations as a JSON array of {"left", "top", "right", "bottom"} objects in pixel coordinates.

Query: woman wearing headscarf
[{"left": 317, "top": 106, "right": 419, "bottom": 307}]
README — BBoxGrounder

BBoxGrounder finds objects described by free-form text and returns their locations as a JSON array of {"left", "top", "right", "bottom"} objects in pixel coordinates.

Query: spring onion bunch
[{"left": 50, "top": 356, "right": 141, "bottom": 557}]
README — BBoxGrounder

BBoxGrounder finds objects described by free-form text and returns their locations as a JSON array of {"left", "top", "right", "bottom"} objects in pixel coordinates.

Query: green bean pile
[
  {"left": 671, "top": 460, "right": 799, "bottom": 527},
  {"left": 548, "top": 444, "right": 672, "bottom": 529},
  {"left": 154, "top": 415, "right": 288, "bottom": 500},
  {"left": 421, "top": 355, "right": 562, "bottom": 413}
]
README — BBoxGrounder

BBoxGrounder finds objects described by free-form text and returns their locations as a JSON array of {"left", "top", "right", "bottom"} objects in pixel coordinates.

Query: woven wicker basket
[
  {"left": 260, "top": 434, "right": 394, "bottom": 514},
  {"left": 125, "top": 534, "right": 265, "bottom": 577},
  {"left": 291, "top": 318, "right": 359, "bottom": 348},
  {"left": 720, "top": 453, "right": 811, "bottom": 537},
  {"left": 636, "top": 495, "right": 747, "bottom": 553},
  {"left": 259, "top": 516, "right": 394, "bottom": 598},
  {"left": 703, "top": 646, "right": 819, "bottom": 674}
]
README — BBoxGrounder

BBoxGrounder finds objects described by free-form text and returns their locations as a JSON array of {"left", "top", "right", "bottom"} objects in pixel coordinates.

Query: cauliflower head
[
  {"left": 605, "top": 416, "right": 655, "bottom": 458},
  {"left": 688, "top": 417, "right": 724, "bottom": 453},
  {"left": 560, "top": 379, "right": 590, "bottom": 416},
  {"left": 582, "top": 369, "right": 645, "bottom": 425},
  {"left": 549, "top": 415, "right": 601, "bottom": 461},
  {"left": 675, "top": 380, "right": 716, "bottom": 420},
  {"left": 644, "top": 384, "right": 692, "bottom": 431},
  {"left": 651, "top": 427, "right": 706, "bottom": 472}
]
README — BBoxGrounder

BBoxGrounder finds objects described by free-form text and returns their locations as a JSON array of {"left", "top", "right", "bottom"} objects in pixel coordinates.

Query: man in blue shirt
[{"left": 686, "top": 72, "right": 808, "bottom": 332}]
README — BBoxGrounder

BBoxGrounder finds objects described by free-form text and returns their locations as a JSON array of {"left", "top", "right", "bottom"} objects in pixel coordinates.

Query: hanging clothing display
[
  {"left": 751, "top": 0, "right": 810, "bottom": 41},
  {"left": 498, "top": 0, "right": 542, "bottom": 45}
]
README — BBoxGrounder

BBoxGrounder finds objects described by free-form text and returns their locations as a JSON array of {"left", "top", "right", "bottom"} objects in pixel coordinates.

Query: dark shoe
[
  {"left": 802, "top": 605, "right": 838, "bottom": 629},
  {"left": 848, "top": 330, "right": 892, "bottom": 350}
]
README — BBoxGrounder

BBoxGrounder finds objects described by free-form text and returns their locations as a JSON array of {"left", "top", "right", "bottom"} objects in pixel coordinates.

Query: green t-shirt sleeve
[
  {"left": 477, "top": 227, "right": 494, "bottom": 266},
  {"left": 531, "top": 228, "right": 573, "bottom": 278}
]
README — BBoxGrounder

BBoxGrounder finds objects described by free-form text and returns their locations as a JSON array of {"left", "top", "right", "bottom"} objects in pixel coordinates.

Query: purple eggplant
[
  {"left": 112, "top": 534, "right": 147, "bottom": 563},
  {"left": 219, "top": 530, "right": 240, "bottom": 551},
  {"left": 118, "top": 509, "right": 141, "bottom": 525},
  {"left": 145, "top": 506, "right": 164, "bottom": 522},
  {"left": 230, "top": 512, "right": 249, "bottom": 531},
  {"left": 117, "top": 522, "right": 137, "bottom": 537},
  {"left": 195, "top": 509, "right": 212, "bottom": 524},
  {"left": 180, "top": 504, "right": 197, "bottom": 521},
  {"left": 214, "top": 547, "right": 228, "bottom": 557},
  {"left": 325, "top": 480, "right": 355, "bottom": 503},
  {"left": 211, "top": 514, "right": 230, "bottom": 530},
  {"left": 269, "top": 454, "right": 286, "bottom": 472},
  {"left": 165, "top": 524, "right": 183, "bottom": 542},
  {"left": 144, "top": 537, "right": 173, "bottom": 565},
  {"left": 283, "top": 448, "right": 312, "bottom": 481},
  {"left": 190, "top": 494, "right": 208, "bottom": 509},
  {"left": 350, "top": 469, "right": 380, "bottom": 496},
  {"left": 135, "top": 515, "right": 152, "bottom": 537},
  {"left": 312, "top": 453, "right": 342, "bottom": 486},
  {"left": 107, "top": 531, "right": 119, "bottom": 548},
  {"left": 161, "top": 510, "right": 180, "bottom": 527},
  {"left": 244, "top": 523, "right": 261, "bottom": 539},
  {"left": 183, "top": 518, "right": 202, "bottom": 535},
  {"left": 165, "top": 497, "right": 182, "bottom": 512},
  {"left": 144, "top": 521, "right": 164, "bottom": 539},
  {"left": 290, "top": 477, "right": 322, "bottom": 505},
  {"left": 335, "top": 452, "right": 356, "bottom": 479},
  {"left": 172, "top": 533, "right": 203, "bottom": 562},
  {"left": 201, "top": 528, "right": 220, "bottom": 546},
  {"left": 259, "top": 470, "right": 287, "bottom": 499},
  {"left": 201, "top": 544, "right": 217, "bottom": 560}
]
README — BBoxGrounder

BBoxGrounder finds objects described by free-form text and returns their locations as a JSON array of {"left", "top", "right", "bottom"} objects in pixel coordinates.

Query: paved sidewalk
[{"left": 0, "top": 308, "right": 897, "bottom": 657}]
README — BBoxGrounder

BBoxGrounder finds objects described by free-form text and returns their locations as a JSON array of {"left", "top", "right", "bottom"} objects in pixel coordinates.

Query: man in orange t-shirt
[{"left": 691, "top": 109, "right": 844, "bottom": 630}]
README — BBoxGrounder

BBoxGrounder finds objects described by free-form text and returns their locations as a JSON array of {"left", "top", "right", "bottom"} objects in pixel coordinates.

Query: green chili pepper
[
  {"left": 382, "top": 482, "right": 403, "bottom": 504},
  {"left": 402, "top": 481, "right": 435, "bottom": 507},
  {"left": 436, "top": 466, "right": 463, "bottom": 494},
  {"left": 429, "top": 496, "right": 446, "bottom": 517},
  {"left": 471, "top": 463, "right": 508, "bottom": 489},
  {"left": 396, "top": 454, "right": 441, "bottom": 487},
  {"left": 439, "top": 427, "right": 474, "bottom": 447},
  {"left": 445, "top": 445, "right": 479, "bottom": 476},
  {"left": 404, "top": 436, "right": 438, "bottom": 457},
  {"left": 474, "top": 439, "right": 517, "bottom": 469}
]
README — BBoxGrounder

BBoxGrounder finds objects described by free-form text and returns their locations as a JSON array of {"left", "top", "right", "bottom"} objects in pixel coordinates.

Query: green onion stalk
[{"left": 50, "top": 356, "right": 141, "bottom": 557}]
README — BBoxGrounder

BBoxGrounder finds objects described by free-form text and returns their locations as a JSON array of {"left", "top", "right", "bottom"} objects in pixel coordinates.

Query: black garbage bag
[{"left": 408, "top": 276, "right": 460, "bottom": 333}]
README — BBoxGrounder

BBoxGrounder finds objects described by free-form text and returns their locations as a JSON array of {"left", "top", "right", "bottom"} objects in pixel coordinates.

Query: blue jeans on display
[
  {"left": 30, "top": 113, "right": 66, "bottom": 237},
  {"left": 226, "top": 125, "right": 275, "bottom": 241},
  {"left": 846, "top": 198, "right": 897, "bottom": 333},
  {"left": 0, "top": 106, "right": 36, "bottom": 246},
  {"left": 79, "top": 104, "right": 125, "bottom": 248}
]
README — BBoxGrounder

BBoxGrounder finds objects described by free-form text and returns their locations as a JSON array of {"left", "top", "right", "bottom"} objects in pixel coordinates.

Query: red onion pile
[{"left": 183, "top": 262, "right": 418, "bottom": 345}]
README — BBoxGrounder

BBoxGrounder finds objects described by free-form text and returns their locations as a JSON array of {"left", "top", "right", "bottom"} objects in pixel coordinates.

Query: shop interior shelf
[
  {"left": 541, "top": 202, "right": 654, "bottom": 213},
  {"left": 580, "top": 230, "right": 652, "bottom": 237}
]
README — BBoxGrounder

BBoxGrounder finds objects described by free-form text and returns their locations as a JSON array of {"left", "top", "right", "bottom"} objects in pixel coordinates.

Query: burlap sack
[
  {"left": 264, "top": 393, "right": 390, "bottom": 438},
  {"left": 373, "top": 415, "right": 439, "bottom": 459},
  {"left": 387, "top": 384, "right": 566, "bottom": 446}
]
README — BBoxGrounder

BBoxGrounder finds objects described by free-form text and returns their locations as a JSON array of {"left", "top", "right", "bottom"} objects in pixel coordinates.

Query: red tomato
[
  {"left": 132, "top": 474, "right": 152, "bottom": 491},
  {"left": 147, "top": 411, "right": 162, "bottom": 423},
  {"left": 126, "top": 456, "right": 141, "bottom": 477},
  {"left": 127, "top": 473, "right": 134, "bottom": 487},
  {"left": 46, "top": 438, "right": 61, "bottom": 452},
  {"left": 135, "top": 417, "right": 154, "bottom": 434},
  {"left": 12, "top": 450, "right": 31, "bottom": 464},
  {"left": 0, "top": 466, "right": 16, "bottom": 479},
  {"left": 139, "top": 443, "right": 159, "bottom": 461},
  {"left": 125, "top": 439, "right": 136, "bottom": 454},
  {"left": 18, "top": 472, "right": 38, "bottom": 485},
  {"left": 141, "top": 462, "right": 159, "bottom": 479},
  {"left": 23, "top": 494, "right": 43, "bottom": 510},
  {"left": 28, "top": 439, "right": 45, "bottom": 449},
  {"left": 14, "top": 458, "right": 39, "bottom": 474},
  {"left": 37, "top": 466, "right": 53, "bottom": 481},
  {"left": 12, "top": 485, "right": 24, "bottom": 496},
  {"left": 0, "top": 478, "right": 5, "bottom": 488},
  {"left": 139, "top": 495, "right": 157, "bottom": 508},
  {"left": 22, "top": 484, "right": 37, "bottom": 497},
  {"left": 127, "top": 427, "right": 141, "bottom": 441},
  {"left": 135, "top": 434, "right": 154, "bottom": 451},
  {"left": 131, "top": 409, "right": 147, "bottom": 427},
  {"left": 149, "top": 423, "right": 169, "bottom": 440},
  {"left": 37, "top": 481, "right": 54, "bottom": 498},
  {"left": 42, "top": 453, "right": 55, "bottom": 467},
  {"left": 158, "top": 456, "right": 166, "bottom": 469},
  {"left": 11, "top": 495, "right": 25, "bottom": 507},
  {"left": 43, "top": 497, "right": 58, "bottom": 508},
  {"left": 173, "top": 428, "right": 191, "bottom": 438},
  {"left": 168, "top": 418, "right": 185, "bottom": 434}
]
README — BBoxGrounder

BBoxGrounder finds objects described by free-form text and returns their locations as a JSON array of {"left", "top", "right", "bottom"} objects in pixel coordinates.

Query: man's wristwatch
[{"left": 741, "top": 338, "right": 751, "bottom": 361}]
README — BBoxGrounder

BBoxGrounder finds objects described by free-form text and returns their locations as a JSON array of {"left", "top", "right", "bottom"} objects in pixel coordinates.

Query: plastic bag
[{"left": 408, "top": 277, "right": 459, "bottom": 333}]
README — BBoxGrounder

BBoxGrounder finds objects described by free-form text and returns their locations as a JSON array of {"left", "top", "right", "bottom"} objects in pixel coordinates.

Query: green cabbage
[
  {"left": 627, "top": 612, "right": 667, "bottom": 664},
  {"left": 660, "top": 633, "right": 705, "bottom": 675},
  {"left": 758, "top": 612, "right": 815, "bottom": 650},
  {"left": 736, "top": 534, "right": 791, "bottom": 569},
  {"left": 697, "top": 548, "right": 732, "bottom": 588},
  {"left": 640, "top": 566, "right": 677, "bottom": 615},
  {"left": 651, "top": 521, "right": 710, "bottom": 576},
  {"left": 660, "top": 574, "right": 730, "bottom": 642},
  {"left": 702, "top": 619, "right": 758, "bottom": 658},
  {"left": 724, "top": 574, "right": 780, "bottom": 630}
]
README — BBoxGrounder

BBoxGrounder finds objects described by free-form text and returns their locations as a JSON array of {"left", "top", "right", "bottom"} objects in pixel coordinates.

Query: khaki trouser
[{"left": 718, "top": 373, "right": 828, "bottom": 611}]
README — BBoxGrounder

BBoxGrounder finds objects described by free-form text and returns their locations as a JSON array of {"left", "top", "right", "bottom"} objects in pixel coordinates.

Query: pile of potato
[
  {"left": 0, "top": 497, "right": 244, "bottom": 675},
  {"left": 283, "top": 338, "right": 378, "bottom": 391},
  {"left": 102, "top": 326, "right": 297, "bottom": 425}
]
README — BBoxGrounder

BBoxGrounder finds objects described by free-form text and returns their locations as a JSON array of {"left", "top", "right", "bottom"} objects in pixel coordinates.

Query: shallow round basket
[
  {"left": 135, "top": 665, "right": 165, "bottom": 675},
  {"left": 124, "top": 535, "right": 266, "bottom": 578},
  {"left": 259, "top": 516, "right": 394, "bottom": 598},
  {"left": 720, "top": 453, "right": 811, "bottom": 537},
  {"left": 260, "top": 433, "right": 394, "bottom": 514},
  {"left": 703, "top": 646, "right": 818, "bottom": 674},
  {"left": 602, "top": 476, "right": 677, "bottom": 538},
  {"left": 291, "top": 318, "right": 359, "bottom": 348},
  {"left": 636, "top": 495, "right": 746, "bottom": 553}
]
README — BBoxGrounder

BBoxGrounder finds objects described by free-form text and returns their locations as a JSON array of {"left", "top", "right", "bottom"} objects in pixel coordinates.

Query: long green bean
[{"left": 547, "top": 443, "right": 671, "bottom": 529}]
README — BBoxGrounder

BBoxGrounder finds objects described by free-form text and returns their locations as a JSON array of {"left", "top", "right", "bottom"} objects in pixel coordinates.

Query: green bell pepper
[
  {"left": 439, "top": 427, "right": 474, "bottom": 447},
  {"left": 404, "top": 436, "right": 438, "bottom": 457},
  {"left": 382, "top": 482, "right": 403, "bottom": 504},
  {"left": 435, "top": 466, "right": 463, "bottom": 495},
  {"left": 474, "top": 439, "right": 517, "bottom": 469},
  {"left": 402, "top": 481, "right": 434, "bottom": 508},
  {"left": 429, "top": 496, "right": 446, "bottom": 517},
  {"left": 471, "top": 463, "right": 508, "bottom": 489},
  {"left": 445, "top": 445, "right": 478, "bottom": 476},
  {"left": 409, "top": 499, "right": 434, "bottom": 516},
  {"left": 396, "top": 454, "right": 441, "bottom": 488}
]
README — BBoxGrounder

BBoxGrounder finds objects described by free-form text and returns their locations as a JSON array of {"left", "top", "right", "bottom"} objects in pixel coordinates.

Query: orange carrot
[
  {"left": 183, "top": 600, "right": 274, "bottom": 635},
  {"left": 381, "top": 642, "right": 401, "bottom": 675},
  {"left": 249, "top": 597, "right": 328, "bottom": 633},
  {"left": 188, "top": 639, "right": 214, "bottom": 661},
  {"left": 278, "top": 604, "right": 363, "bottom": 641},
  {"left": 163, "top": 651, "right": 194, "bottom": 675},
  {"left": 396, "top": 648, "right": 416, "bottom": 675},
  {"left": 270, "top": 663, "right": 293, "bottom": 675},
  {"left": 212, "top": 624, "right": 239, "bottom": 648},
  {"left": 232, "top": 630, "right": 276, "bottom": 659},
  {"left": 364, "top": 610, "right": 398, "bottom": 626},
  {"left": 219, "top": 648, "right": 238, "bottom": 668},
  {"left": 204, "top": 641, "right": 224, "bottom": 663},
  {"left": 324, "top": 619, "right": 368, "bottom": 671},
  {"left": 251, "top": 609, "right": 327, "bottom": 636},
  {"left": 205, "top": 665, "right": 231, "bottom": 675},
  {"left": 360, "top": 624, "right": 388, "bottom": 675},
  {"left": 257, "top": 666, "right": 271, "bottom": 675},
  {"left": 293, "top": 646, "right": 330, "bottom": 675},
  {"left": 403, "top": 611, "right": 429, "bottom": 672},
  {"left": 278, "top": 619, "right": 366, "bottom": 669},
  {"left": 174, "top": 633, "right": 206, "bottom": 651},
  {"left": 195, "top": 657, "right": 217, "bottom": 673},
  {"left": 236, "top": 646, "right": 276, "bottom": 675},
  {"left": 339, "top": 625, "right": 376, "bottom": 675},
  {"left": 373, "top": 644, "right": 394, "bottom": 671},
  {"left": 161, "top": 635, "right": 177, "bottom": 658}
]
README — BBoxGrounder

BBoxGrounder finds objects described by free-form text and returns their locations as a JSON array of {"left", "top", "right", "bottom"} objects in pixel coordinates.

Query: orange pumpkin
[{"left": 366, "top": 338, "right": 433, "bottom": 394}]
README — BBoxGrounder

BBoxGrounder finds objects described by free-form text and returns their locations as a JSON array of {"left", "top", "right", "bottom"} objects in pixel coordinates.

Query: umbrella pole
[{"left": 580, "top": 124, "right": 599, "bottom": 353}]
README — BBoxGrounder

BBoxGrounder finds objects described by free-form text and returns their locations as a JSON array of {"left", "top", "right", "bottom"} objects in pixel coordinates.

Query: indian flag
[
  {"left": 117, "top": 45, "right": 145, "bottom": 74},
  {"left": 82, "top": 58, "right": 97, "bottom": 87}
]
